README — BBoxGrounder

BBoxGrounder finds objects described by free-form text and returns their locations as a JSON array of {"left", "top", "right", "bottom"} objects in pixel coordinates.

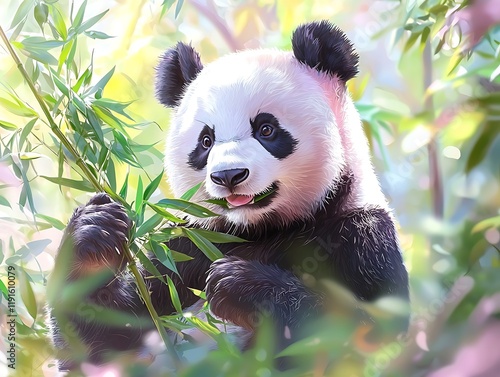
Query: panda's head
[{"left": 156, "top": 21, "right": 379, "bottom": 229}]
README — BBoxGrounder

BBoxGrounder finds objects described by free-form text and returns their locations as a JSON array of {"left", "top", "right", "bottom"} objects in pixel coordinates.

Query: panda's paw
[
  {"left": 205, "top": 257, "right": 275, "bottom": 329},
  {"left": 206, "top": 257, "right": 321, "bottom": 330},
  {"left": 63, "top": 193, "right": 131, "bottom": 278},
  {"left": 205, "top": 257, "right": 253, "bottom": 328}
]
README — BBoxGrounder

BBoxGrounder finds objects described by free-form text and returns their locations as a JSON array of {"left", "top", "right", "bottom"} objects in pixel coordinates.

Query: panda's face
[{"left": 164, "top": 50, "right": 346, "bottom": 227}]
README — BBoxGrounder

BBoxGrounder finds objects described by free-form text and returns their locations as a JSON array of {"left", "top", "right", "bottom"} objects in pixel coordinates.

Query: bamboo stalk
[
  {"left": 0, "top": 25, "right": 180, "bottom": 366},
  {"left": 423, "top": 40, "right": 444, "bottom": 219}
]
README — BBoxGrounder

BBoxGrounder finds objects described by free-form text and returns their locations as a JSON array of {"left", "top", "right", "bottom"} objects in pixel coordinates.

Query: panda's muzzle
[{"left": 210, "top": 168, "right": 249, "bottom": 190}]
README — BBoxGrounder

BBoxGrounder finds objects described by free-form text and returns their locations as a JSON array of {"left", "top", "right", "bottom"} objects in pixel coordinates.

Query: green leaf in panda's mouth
[
  {"left": 205, "top": 184, "right": 278, "bottom": 209},
  {"left": 204, "top": 198, "right": 229, "bottom": 209},
  {"left": 253, "top": 186, "right": 277, "bottom": 203}
]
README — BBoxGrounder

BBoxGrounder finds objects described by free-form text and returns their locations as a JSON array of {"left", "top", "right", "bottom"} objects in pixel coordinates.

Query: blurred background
[{"left": 0, "top": 0, "right": 499, "bottom": 376}]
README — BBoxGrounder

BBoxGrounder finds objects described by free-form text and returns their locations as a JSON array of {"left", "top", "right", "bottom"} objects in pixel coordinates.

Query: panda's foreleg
[
  {"left": 51, "top": 194, "right": 152, "bottom": 368},
  {"left": 205, "top": 256, "right": 320, "bottom": 335},
  {"left": 330, "top": 208, "right": 409, "bottom": 303}
]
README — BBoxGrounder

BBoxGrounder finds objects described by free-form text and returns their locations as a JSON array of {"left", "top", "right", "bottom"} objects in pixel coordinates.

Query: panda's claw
[{"left": 62, "top": 194, "right": 131, "bottom": 279}]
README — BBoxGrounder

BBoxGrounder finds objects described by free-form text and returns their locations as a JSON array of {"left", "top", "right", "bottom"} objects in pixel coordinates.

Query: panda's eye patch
[
  {"left": 260, "top": 124, "right": 274, "bottom": 137},
  {"left": 251, "top": 112, "right": 298, "bottom": 160},
  {"left": 202, "top": 134, "right": 213, "bottom": 149},
  {"left": 188, "top": 124, "right": 215, "bottom": 170}
]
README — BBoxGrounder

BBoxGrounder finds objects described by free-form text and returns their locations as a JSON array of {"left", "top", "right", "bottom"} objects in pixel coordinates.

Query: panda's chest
[{"left": 219, "top": 229, "right": 339, "bottom": 279}]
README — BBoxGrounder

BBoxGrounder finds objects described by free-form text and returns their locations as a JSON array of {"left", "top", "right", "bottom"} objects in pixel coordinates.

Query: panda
[{"left": 50, "top": 20, "right": 409, "bottom": 371}]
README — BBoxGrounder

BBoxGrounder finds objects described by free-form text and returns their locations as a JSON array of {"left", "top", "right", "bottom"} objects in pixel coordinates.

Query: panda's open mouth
[{"left": 206, "top": 182, "right": 278, "bottom": 209}]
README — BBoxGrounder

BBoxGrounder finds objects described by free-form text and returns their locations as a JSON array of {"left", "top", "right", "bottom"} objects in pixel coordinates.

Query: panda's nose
[{"left": 210, "top": 168, "right": 249, "bottom": 190}]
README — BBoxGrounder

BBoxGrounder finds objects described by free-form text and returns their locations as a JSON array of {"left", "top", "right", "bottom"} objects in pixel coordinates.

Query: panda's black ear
[
  {"left": 292, "top": 21, "right": 359, "bottom": 81},
  {"left": 155, "top": 42, "right": 203, "bottom": 107}
]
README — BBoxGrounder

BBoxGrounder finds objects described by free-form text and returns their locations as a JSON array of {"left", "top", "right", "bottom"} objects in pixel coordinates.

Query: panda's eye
[
  {"left": 201, "top": 135, "right": 213, "bottom": 149},
  {"left": 260, "top": 124, "right": 274, "bottom": 137}
]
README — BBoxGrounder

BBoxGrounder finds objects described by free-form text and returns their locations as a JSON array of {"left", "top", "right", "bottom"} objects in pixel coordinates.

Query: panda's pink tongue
[{"left": 226, "top": 194, "right": 254, "bottom": 207}]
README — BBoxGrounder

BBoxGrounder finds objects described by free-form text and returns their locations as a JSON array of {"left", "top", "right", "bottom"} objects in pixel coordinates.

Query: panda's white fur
[{"left": 165, "top": 49, "right": 387, "bottom": 228}]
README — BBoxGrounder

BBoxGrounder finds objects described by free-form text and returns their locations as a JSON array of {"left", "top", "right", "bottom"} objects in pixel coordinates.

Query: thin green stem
[
  {"left": 423, "top": 40, "right": 443, "bottom": 219},
  {"left": 0, "top": 25, "right": 180, "bottom": 366}
]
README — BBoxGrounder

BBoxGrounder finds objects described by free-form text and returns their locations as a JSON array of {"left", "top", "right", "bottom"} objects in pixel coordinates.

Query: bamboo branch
[
  {"left": 423, "top": 40, "right": 444, "bottom": 219},
  {"left": 0, "top": 25, "right": 180, "bottom": 366}
]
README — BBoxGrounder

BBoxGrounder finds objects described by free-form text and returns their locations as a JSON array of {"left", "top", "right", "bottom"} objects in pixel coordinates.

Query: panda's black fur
[{"left": 50, "top": 21, "right": 409, "bottom": 370}]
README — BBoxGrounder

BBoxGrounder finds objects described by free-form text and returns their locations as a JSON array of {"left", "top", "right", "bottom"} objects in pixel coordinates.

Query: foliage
[{"left": 0, "top": 0, "right": 499, "bottom": 376}]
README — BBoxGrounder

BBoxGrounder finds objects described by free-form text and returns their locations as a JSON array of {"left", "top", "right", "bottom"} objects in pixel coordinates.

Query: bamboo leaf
[
  {"left": 135, "top": 175, "right": 144, "bottom": 214},
  {"left": 111, "top": 141, "right": 141, "bottom": 168},
  {"left": 0, "top": 196, "right": 11, "bottom": 208},
  {"left": 106, "top": 158, "right": 116, "bottom": 191},
  {"left": 35, "top": 214, "right": 66, "bottom": 230},
  {"left": 93, "top": 105, "right": 129, "bottom": 134},
  {"left": 420, "top": 26, "right": 430, "bottom": 46},
  {"left": 465, "top": 121, "right": 496, "bottom": 173},
  {"left": 144, "top": 171, "right": 164, "bottom": 201},
  {"left": 146, "top": 202, "right": 186, "bottom": 223},
  {"left": 434, "top": 37, "right": 445, "bottom": 55},
  {"left": 50, "top": 69, "right": 70, "bottom": 96},
  {"left": 15, "top": 44, "right": 58, "bottom": 65},
  {"left": 186, "top": 316, "right": 220, "bottom": 336},
  {"left": 181, "top": 182, "right": 202, "bottom": 201},
  {"left": 41, "top": 176, "right": 95, "bottom": 192},
  {"left": 86, "top": 108, "right": 105, "bottom": 143},
  {"left": 72, "top": 0, "right": 87, "bottom": 30},
  {"left": 472, "top": 216, "right": 500, "bottom": 233},
  {"left": 0, "top": 120, "right": 17, "bottom": 130},
  {"left": 20, "top": 36, "right": 65, "bottom": 50},
  {"left": 182, "top": 228, "right": 223, "bottom": 261},
  {"left": 7, "top": 239, "right": 51, "bottom": 264},
  {"left": 84, "top": 30, "right": 114, "bottom": 40},
  {"left": 78, "top": 10, "right": 109, "bottom": 33},
  {"left": 134, "top": 248, "right": 166, "bottom": 284},
  {"left": 490, "top": 64, "right": 500, "bottom": 81},
  {"left": 0, "top": 279, "right": 8, "bottom": 300},
  {"left": 86, "top": 67, "right": 115, "bottom": 97},
  {"left": 447, "top": 52, "right": 465, "bottom": 76},
  {"left": 156, "top": 198, "right": 219, "bottom": 218},
  {"left": 0, "top": 95, "right": 38, "bottom": 117},
  {"left": 167, "top": 276, "right": 183, "bottom": 313},
  {"left": 174, "top": 0, "right": 184, "bottom": 18},
  {"left": 19, "top": 118, "right": 37, "bottom": 150},
  {"left": 161, "top": 0, "right": 176, "bottom": 18},
  {"left": 72, "top": 65, "right": 92, "bottom": 92},
  {"left": 49, "top": 5, "right": 67, "bottom": 39},
  {"left": 136, "top": 213, "right": 163, "bottom": 238},
  {"left": 119, "top": 171, "right": 129, "bottom": 200},
  {"left": 205, "top": 198, "right": 229, "bottom": 209},
  {"left": 188, "top": 288, "right": 205, "bottom": 299},
  {"left": 10, "top": 0, "right": 34, "bottom": 29},
  {"left": 18, "top": 268, "right": 38, "bottom": 320},
  {"left": 170, "top": 250, "right": 194, "bottom": 262},
  {"left": 19, "top": 152, "right": 43, "bottom": 160},
  {"left": 184, "top": 228, "right": 247, "bottom": 244},
  {"left": 150, "top": 227, "right": 183, "bottom": 243},
  {"left": 403, "top": 32, "right": 420, "bottom": 52},
  {"left": 34, "top": 3, "right": 49, "bottom": 29},
  {"left": 58, "top": 40, "right": 75, "bottom": 71},
  {"left": 92, "top": 98, "right": 133, "bottom": 120},
  {"left": 150, "top": 241, "right": 179, "bottom": 277}
]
